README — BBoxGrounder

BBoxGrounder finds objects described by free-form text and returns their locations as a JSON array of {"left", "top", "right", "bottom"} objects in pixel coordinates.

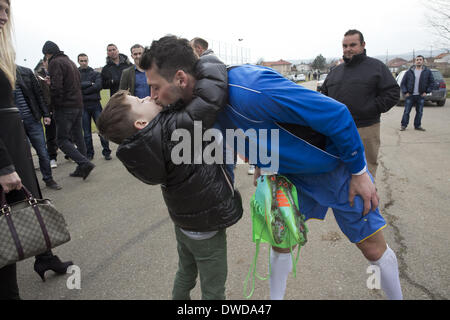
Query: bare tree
[{"left": 423, "top": 0, "right": 450, "bottom": 46}]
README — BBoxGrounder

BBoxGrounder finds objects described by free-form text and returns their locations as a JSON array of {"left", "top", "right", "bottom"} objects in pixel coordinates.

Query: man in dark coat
[
  {"left": 42, "top": 41, "right": 95, "bottom": 179},
  {"left": 400, "top": 55, "right": 434, "bottom": 131},
  {"left": 101, "top": 44, "right": 132, "bottom": 97},
  {"left": 321, "top": 29, "right": 400, "bottom": 178},
  {"left": 78, "top": 53, "right": 111, "bottom": 160},
  {"left": 35, "top": 56, "right": 58, "bottom": 168},
  {"left": 14, "top": 65, "right": 61, "bottom": 189}
]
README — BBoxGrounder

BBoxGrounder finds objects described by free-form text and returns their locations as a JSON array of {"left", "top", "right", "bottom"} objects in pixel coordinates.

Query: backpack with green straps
[{"left": 244, "top": 174, "right": 308, "bottom": 299}]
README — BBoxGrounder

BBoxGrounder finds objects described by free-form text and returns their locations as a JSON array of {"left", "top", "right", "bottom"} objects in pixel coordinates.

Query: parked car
[
  {"left": 316, "top": 73, "right": 328, "bottom": 92},
  {"left": 396, "top": 69, "right": 447, "bottom": 106},
  {"left": 297, "top": 74, "right": 306, "bottom": 81}
]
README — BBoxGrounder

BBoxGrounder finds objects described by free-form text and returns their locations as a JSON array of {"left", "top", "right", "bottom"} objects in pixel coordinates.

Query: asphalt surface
[{"left": 16, "top": 81, "right": 449, "bottom": 300}]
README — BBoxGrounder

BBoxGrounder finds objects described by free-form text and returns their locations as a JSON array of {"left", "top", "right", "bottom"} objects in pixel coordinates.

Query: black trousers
[
  {"left": 44, "top": 113, "right": 58, "bottom": 161},
  {"left": 0, "top": 264, "right": 20, "bottom": 300},
  {"left": 54, "top": 107, "right": 89, "bottom": 165}
]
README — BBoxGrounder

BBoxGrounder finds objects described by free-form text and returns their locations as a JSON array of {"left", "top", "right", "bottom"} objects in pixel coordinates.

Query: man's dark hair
[
  {"left": 191, "top": 37, "right": 208, "bottom": 50},
  {"left": 97, "top": 90, "right": 138, "bottom": 145},
  {"left": 344, "top": 29, "right": 365, "bottom": 44},
  {"left": 107, "top": 43, "right": 117, "bottom": 49},
  {"left": 130, "top": 44, "right": 144, "bottom": 53},
  {"left": 77, "top": 53, "right": 88, "bottom": 61},
  {"left": 140, "top": 35, "right": 198, "bottom": 81},
  {"left": 416, "top": 55, "right": 425, "bottom": 60}
]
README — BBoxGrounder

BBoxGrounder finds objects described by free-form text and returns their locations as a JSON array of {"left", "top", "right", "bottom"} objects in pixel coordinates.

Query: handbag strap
[{"left": 0, "top": 185, "right": 52, "bottom": 253}]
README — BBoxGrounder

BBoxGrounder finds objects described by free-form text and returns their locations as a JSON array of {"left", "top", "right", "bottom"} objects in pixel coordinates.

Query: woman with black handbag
[{"left": 0, "top": 0, "right": 72, "bottom": 299}]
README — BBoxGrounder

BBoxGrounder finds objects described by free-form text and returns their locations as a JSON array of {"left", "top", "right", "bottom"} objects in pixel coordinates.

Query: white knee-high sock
[
  {"left": 369, "top": 244, "right": 403, "bottom": 300},
  {"left": 269, "top": 248, "right": 292, "bottom": 300}
]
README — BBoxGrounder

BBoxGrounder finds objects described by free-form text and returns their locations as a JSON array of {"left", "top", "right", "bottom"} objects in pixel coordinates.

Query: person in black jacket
[
  {"left": 35, "top": 56, "right": 58, "bottom": 168},
  {"left": 98, "top": 36, "right": 243, "bottom": 300},
  {"left": 400, "top": 55, "right": 434, "bottom": 131},
  {"left": 101, "top": 44, "right": 132, "bottom": 97},
  {"left": 14, "top": 65, "right": 61, "bottom": 190},
  {"left": 78, "top": 53, "right": 111, "bottom": 160},
  {"left": 42, "top": 40, "right": 95, "bottom": 179},
  {"left": 321, "top": 29, "right": 400, "bottom": 178}
]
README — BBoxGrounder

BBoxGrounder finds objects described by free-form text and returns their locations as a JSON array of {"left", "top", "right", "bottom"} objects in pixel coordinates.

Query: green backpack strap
[{"left": 243, "top": 227, "right": 272, "bottom": 299}]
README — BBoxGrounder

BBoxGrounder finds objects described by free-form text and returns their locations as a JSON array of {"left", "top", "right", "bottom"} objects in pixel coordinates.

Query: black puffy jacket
[
  {"left": 116, "top": 53, "right": 242, "bottom": 231},
  {"left": 117, "top": 108, "right": 243, "bottom": 232}
]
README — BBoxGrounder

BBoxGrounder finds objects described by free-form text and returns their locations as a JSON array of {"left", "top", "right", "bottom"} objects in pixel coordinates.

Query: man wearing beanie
[{"left": 42, "top": 41, "right": 95, "bottom": 179}]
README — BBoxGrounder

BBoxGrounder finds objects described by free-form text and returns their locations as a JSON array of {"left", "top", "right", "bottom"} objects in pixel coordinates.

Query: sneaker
[
  {"left": 248, "top": 165, "right": 255, "bottom": 175},
  {"left": 50, "top": 159, "right": 57, "bottom": 168},
  {"left": 45, "top": 179, "right": 62, "bottom": 190},
  {"left": 415, "top": 127, "right": 426, "bottom": 131},
  {"left": 104, "top": 154, "right": 112, "bottom": 160},
  {"left": 400, "top": 126, "right": 406, "bottom": 131}
]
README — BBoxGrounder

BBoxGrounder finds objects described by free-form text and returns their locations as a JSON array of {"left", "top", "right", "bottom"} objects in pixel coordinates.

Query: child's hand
[{"left": 253, "top": 166, "right": 261, "bottom": 187}]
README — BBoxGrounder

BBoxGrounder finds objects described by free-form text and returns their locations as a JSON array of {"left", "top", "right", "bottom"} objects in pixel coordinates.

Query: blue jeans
[
  {"left": 82, "top": 102, "right": 111, "bottom": 158},
  {"left": 21, "top": 114, "right": 53, "bottom": 182},
  {"left": 401, "top": 95, "right": 424, "bottom": 128}
]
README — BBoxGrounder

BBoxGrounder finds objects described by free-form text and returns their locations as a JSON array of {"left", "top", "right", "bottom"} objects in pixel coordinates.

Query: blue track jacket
[{"left": 216, "top": 65, "right": 366, "bottom": 175}]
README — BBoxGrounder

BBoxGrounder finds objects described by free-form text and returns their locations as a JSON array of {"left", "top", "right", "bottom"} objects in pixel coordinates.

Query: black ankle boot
[{"left": 34, "top": 255, "right": 74, "bottom": 282}]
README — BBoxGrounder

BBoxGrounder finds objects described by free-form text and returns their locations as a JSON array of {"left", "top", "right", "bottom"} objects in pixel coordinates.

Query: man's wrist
[{"left": 352, "top": 165, "right": 367, "bottom": 176}]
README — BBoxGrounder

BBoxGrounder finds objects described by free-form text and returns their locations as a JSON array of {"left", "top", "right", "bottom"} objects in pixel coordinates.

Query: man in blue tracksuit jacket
[{"left": 215, "top": 64, "right": 402, "bottom": 300}]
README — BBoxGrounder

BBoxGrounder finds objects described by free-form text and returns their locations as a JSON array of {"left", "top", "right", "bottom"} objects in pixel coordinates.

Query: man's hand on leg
[{"left": 348, "top": 172, "right": 379, "bottom": 215}]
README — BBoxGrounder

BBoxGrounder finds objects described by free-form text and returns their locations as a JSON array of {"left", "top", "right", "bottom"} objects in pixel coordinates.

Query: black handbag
[{"left": 0, "top": 186, "right": 71, "bottom": 268}]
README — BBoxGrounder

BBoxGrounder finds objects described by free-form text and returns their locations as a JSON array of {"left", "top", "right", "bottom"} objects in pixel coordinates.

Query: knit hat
[{"left": 42, "top": 41, "right": 60, "bottom": 55}]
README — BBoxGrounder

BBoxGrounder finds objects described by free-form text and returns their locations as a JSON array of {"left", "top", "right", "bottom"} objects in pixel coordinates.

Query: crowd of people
[{"left": 4, "top": 0, "right": 438, "bottom": 301}]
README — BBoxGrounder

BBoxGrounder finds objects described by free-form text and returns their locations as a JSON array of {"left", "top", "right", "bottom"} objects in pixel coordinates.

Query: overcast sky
[{"left": 11, "top": 0, "right": 445, "bottom": 69}]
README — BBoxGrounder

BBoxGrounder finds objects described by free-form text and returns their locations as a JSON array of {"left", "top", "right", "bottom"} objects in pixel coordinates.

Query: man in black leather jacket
[
  {"left": 14, "top": 65, "right": 61, "bottom": 190},
  {"left": 98, "top": 36, "right": 242, "bottom": 300}
]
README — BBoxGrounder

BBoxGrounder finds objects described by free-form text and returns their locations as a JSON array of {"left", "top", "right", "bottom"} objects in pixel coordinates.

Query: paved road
[{"left": 17, "top": 82, "right": 449, "bottom": 300}]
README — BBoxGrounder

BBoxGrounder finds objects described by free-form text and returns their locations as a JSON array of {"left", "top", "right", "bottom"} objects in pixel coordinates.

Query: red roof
[
  {"left": 387, "top": 58, "right": 408, "bottom": 67},
  {"left": 435, "top": 52, "right": 450, "bottom": 59},
  {"left": 262, "top": 59, "right": 292, "bottom": 66}
]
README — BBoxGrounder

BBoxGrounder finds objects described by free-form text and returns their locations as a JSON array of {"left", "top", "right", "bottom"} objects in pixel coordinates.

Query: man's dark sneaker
[
  {"left": 415, "top": 127, "right": 426, "bottom": 131},
  {"left": 69, "top": 166, "right": 83, "bottom": 177},
  {"left": 104, "top": 155, "right": 112, "bottom": 160},
  {"left": 400, "top": 126, "right": 406, "bottom": 131},
  {"left": 79, "top": 162, "right": 95, "bottom": 180},
  {"left": 45, "top": 179, "right": 62, "bottom": 190}
]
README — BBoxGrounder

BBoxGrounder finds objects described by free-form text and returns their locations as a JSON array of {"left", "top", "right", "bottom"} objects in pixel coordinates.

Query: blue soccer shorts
[{"left": 285, "top": 163, "right": 386, "bottom": 243}]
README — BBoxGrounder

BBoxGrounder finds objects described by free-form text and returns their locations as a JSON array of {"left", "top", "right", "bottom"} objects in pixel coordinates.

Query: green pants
[{"left": 172, "top": 226, "right": 227, "bottom": 300}]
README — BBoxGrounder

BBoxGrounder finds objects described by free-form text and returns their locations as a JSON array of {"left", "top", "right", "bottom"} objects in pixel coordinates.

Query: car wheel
[{"left": 436, "top": 99, "right": 446, "bottom": 107}]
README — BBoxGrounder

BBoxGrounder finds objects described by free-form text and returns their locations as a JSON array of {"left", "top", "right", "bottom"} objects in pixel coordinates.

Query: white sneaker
[
  {"left": 248, "top": 165, "right": 255, "bottom": 175},
  {"left": 50, "top": 159, "right": 57, "bottom": 168}
]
